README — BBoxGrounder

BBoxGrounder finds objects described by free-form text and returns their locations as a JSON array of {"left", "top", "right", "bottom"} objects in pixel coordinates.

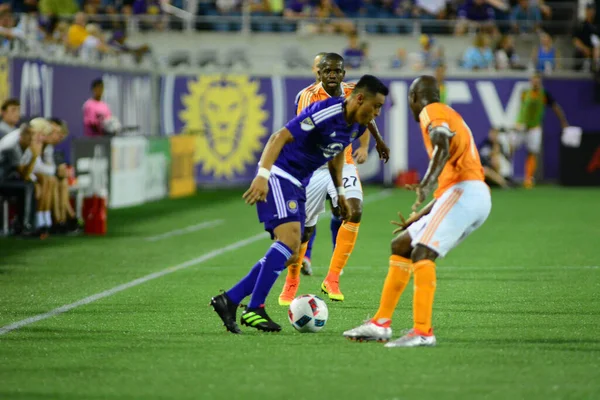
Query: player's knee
[
  {"left": 391, "top": 234, "right": 412, "bottom": 258},
  {"left": 411, "top": 244, "right": 438, "bottom": 263},
  {"left": 346, "top": 199, "right": 362, "bottom": 223},
  {"left": 302, "top": 226, "right": 315, "bottom": 243},
  {"left": 276, "top": 228, "right": 302, "bottom": 257}
]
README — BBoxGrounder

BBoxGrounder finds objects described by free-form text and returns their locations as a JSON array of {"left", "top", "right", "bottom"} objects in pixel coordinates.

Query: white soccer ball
[
  {"left": 102, "top": 116, "right": 122, "bottom": 135},
  {"left": 288, "top": 294, "right": 329, "bottom": 333}
]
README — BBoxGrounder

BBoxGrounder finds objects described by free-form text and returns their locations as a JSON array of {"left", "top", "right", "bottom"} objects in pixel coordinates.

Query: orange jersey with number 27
[{"left": 419, "top": 103, "right": 485, "bottom": 199}]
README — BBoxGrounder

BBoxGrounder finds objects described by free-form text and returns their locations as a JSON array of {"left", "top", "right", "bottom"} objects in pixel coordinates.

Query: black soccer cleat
[
  {"left": 210, "top": 292, "right": 242, "bottom": 334},
  {"left": 240, "top": 307, "right": 282, "bottom": 332}
]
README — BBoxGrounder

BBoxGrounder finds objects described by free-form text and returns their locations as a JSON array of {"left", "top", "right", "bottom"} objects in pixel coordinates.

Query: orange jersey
[
  {"left": 297, "top": 82, "right": 356, "bottom": 164},
  {"left": 419, "top": 103, "right": 485, "bottom": 199}
]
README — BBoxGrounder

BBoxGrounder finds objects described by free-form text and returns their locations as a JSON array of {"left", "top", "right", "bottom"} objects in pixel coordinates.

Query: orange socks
[
  {"left": 413, "top": 259, "right": 436, "bottom": 334},
  {"left": 327, "top": 221, "right": 360, "bottom": 278},
  {"left": 286, "top": 242, "right": 308, "bottom": 280},
  {"left": 525, "top": 154, "right": 537, "bottom": 183},
  {"left": 372, "top": 255, "right": 412, "bottom": 322}
]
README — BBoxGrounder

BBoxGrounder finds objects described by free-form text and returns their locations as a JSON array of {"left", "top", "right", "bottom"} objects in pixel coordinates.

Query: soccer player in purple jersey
[{"left": 210, "top": 74, "right": 389, "bottom": 333}]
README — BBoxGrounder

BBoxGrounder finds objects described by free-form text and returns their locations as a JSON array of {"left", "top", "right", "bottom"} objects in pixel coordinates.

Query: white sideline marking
[
  {"left": 0, "top": 190, "right": 393, "bottom": 337},
  {"left": 144, "top": 219, "right": 224, "bottom": 242}
]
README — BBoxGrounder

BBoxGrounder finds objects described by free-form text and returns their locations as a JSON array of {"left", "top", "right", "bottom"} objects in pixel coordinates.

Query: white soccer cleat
[
  {"left": 343, "top": 320, "right": 392, "bottom": 342},
  {"left": 384, "top": 329, "right": 437, "bottom": 348}
]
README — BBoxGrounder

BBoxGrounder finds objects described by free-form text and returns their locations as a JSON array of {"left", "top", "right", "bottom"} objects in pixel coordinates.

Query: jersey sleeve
[
  {"left": 544, "top": 90, "right": 556, "bottom": 107},
  {"left": 419, "top": 103, "right": 455, "bottom": 138}
]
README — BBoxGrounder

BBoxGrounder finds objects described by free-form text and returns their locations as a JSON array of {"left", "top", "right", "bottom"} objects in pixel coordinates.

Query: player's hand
[
  {"left": 375, "top": 141, "right": 390, "bottom": 163},
  {"left": 242, "top": 176, "right": 269, "bottom": 205},
  {"left": 391, "top": 211, "right": 419, "bottom": 234},
  {"left": 337, "top": 195, "right": 349, "bottom": 221},
  {"left": 405, "top": 183, "right": 433, "bottom": 213},
  {"left": 353, "top": 147, "right": 368, "bottom": 164}
]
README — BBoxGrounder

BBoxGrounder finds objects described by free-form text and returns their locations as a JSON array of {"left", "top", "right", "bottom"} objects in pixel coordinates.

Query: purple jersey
[{"left": 274, "top": 97, "right": 367, "bottom": 187}]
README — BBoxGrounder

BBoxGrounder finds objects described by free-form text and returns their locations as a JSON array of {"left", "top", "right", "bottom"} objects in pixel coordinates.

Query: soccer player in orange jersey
[
  {"left": 278, "top": 53, "right": 390, "bottom": 305},
  {"left": 343, "top": 75, "right": 492, "bottom": 347}
]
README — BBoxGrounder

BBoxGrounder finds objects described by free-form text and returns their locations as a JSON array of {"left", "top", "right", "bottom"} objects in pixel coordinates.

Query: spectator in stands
[
  {"left": 479, "top": 126, "right": 513, "bottom": 188},
  {"left": 66, "top": 12, "right": 88, "bottom": 52},
  {"left": 83, "top": 78, "right": 112, "bottom": 137},
  {"left": 39, "top": 0, "right": 78, "bottom": 17},
  {"left": 495, "top": 34, "right": 525, "bottom": 70},
  {"left": 413, "top": 0, "right": 449, "bottom": 33},
  {"left": 455, "top": 0, "right": 497, "bottom": 36},
  {"left": 533, "top": 30, "right": 559, "bottom": 73},
  {"left": 0, "top": 122, "right": 38, "bottom": 235},
  {"left": 311, "top": 0, "right": 354, "bottom": 34},
  {"left": 284, "top": 0, "right": 312, "bottom": 19},
  {"left": 0, "top": 9, "right": 24, "bottom": 49},
  {"left": 572, "top": 2, "right": 600, "bottom": 72},
  {"left": 79, "top": 23, "right": 114, "bottom": 61},
  {"left": 109, "top": 31, "right": 151, "bottom": 63},
  {"left": 343, "top": 32, "right": 365, "bottom": 69},
  {"left": 338, "top": 0, "right": 364, "bottom": 18},
  {"left": 11, "top": 2, "right": 44, "bottom": 48},
  {"left": 510, "top": 0, "right": 541, "bottom": 34},
  {"left": 435, "top": 64, "right": 447, "bottom": 104},
  {"left": 462, "top": 32, "right": 494, "bottom": 70},
  {"left": 390, "top": 47, "right": 407, "bottom": 69},
  {"left": 0, "top": 98, "right": 20, "bottom": 138}
]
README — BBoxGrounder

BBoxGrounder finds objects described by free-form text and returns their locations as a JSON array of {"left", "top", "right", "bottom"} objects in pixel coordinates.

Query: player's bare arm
[
  {"left": 353, "top": 131, "right": 370, "bottom": 164},
  {"left": 551, "top": 103, "right": 569, "bottom": 129},
  {"left": 328, "top": 150, "right": 349, "bottom": 220},
  {"left": 367, "top": 120, "right": 390, "bottom": 163},
  {"left": 243, "top": 128, "right": 294, "bottom": 205},
  {"left": 391, "top": 199, "right": 436, "bottom": 234},
  {"left": 411, "top": 126, "right": 450, "bottom": 212}
]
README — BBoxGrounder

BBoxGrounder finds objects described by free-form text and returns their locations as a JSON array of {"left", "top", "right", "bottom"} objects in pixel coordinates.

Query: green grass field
[{"left": 1, "top": 186, "right": 599, "bottom": 400}]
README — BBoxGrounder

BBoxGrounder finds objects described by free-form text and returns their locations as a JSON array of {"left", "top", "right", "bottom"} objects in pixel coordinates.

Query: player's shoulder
[
  {"left": 419, "top": 102, "right": 452, "bottom": 123},
  {"left": 302, "top": 97, "right": 344, "bottom": 123}
]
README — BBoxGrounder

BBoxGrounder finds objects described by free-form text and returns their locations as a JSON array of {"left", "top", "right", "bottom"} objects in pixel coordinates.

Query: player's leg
[
  {"left": 322, "top": 164, "right": 363, "bottom": 301},
  {"left": 278, "top": 224, "right": 315, "bottom": 305},
  {"left": 524, "top": 127, "right": 542, "bottom": 189},
  {"left": 385, "top": 181, "right": 492, "bottom": 348},
  {"left": 240, "top": 221, "right": 301, "bottom": 331},
  {"left": 342, "top": 231, "right": 413, "bottom": 342},
  {"left": 301, "top": 226, "right": 316, "bottom": 276},
  {"left": 329, "top": 195, "right": 342, "bottom": 250},
  {"left": 210, "top": 176, "right": 304, "bottom": 333},
  {"left": 279, "top": 169, "right": 329, "bottom": 305}
]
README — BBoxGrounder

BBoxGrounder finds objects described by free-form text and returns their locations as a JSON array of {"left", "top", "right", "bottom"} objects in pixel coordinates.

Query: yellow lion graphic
[{"left": 179, "top": 75, "right": 269, "bottom": 179}]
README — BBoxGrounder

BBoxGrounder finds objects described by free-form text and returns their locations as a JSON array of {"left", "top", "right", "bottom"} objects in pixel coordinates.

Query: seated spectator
[
  {"left": 41, "top": 118, "right": 79, "bottom": 234},
  {"left": 510, "top": 0, "right": 541, "bottom": 34},
  {"left": 413, "top": 0, "right": 449, "bottom": 33},
  {"left": 109, "top": 31, "right": 151, "bottom": 63},
  {"left": 390, "top": 47, "right": 407, "bottom": 69},
  {"left": 455, "top": 0, "right": 497, "bottom": 36},
  {"left": 532, "top": 31, "right": 559, "bottom": 73},
  {"left": 0, "top": 98, "right": 20, "bottom": 138},
  {"left": 66, "top": 12, "right": 88, "bottom": 52},
  {"left": 462, "top": 32, "right": 495, "bottom": 70},
  {"left": 495, "top": 34, "right": 525, "bottom": 70},
  {"left": 478, "top": 127, "right": 514, "bottom": 188},
  {"left": 79, "top": 23, "right": 114, "bottom": 61},
  {"left": 283, "top": 0, "right": 312, "bottom": 19},
  {"left": 343, "top": 32, "right": 365, "bottom": 69},
  {"left": 435, "top": 64, "right": 447, "bottom": 104},
  {"left": 83, "top": 78, "right": 113, "bottom": 137},
  {"left": 0, "top": 9, "right": 25, "bottom": 49},
  {"left": 338, "top": 0, "right": 364, "bottom": 18},
  {"left": 0, "top": 121, "right": 44, "bottom": 236},
  {"left": 29, "top": 118, "right": 57, "bottom": 236},
  {"left": 572, "top": 2, "right": 600, "bottom": 71},
  {"left": 307, "top": 0, "right": 354, "bottom": 35}
]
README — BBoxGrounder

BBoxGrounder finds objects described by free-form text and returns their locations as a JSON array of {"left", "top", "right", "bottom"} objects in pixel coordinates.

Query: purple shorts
[{"left": 257, "top": 175, "right": 306, "bottom": 239}]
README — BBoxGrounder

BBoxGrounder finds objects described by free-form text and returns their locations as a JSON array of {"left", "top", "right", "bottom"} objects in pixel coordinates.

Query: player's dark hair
[
  {"left": 91, "top": 79, "right": 103, "bottom": 90},
  {"left": 354, "top": 75, "right": 389, "bottom": 97},
  {"left": 1, "top": 98, "right": 20, "bottom": 111},
  {"left": 319, "top": 52, "right": 345, "bottom": 69}
]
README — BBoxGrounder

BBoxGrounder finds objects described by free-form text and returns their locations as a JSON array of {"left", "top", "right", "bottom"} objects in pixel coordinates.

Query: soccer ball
[
  {"left": 288, "top": 294, "right": 329, "bottom": 333},
  {"left": 102, "top": 116, "right": 122, "bottom": 135}
]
